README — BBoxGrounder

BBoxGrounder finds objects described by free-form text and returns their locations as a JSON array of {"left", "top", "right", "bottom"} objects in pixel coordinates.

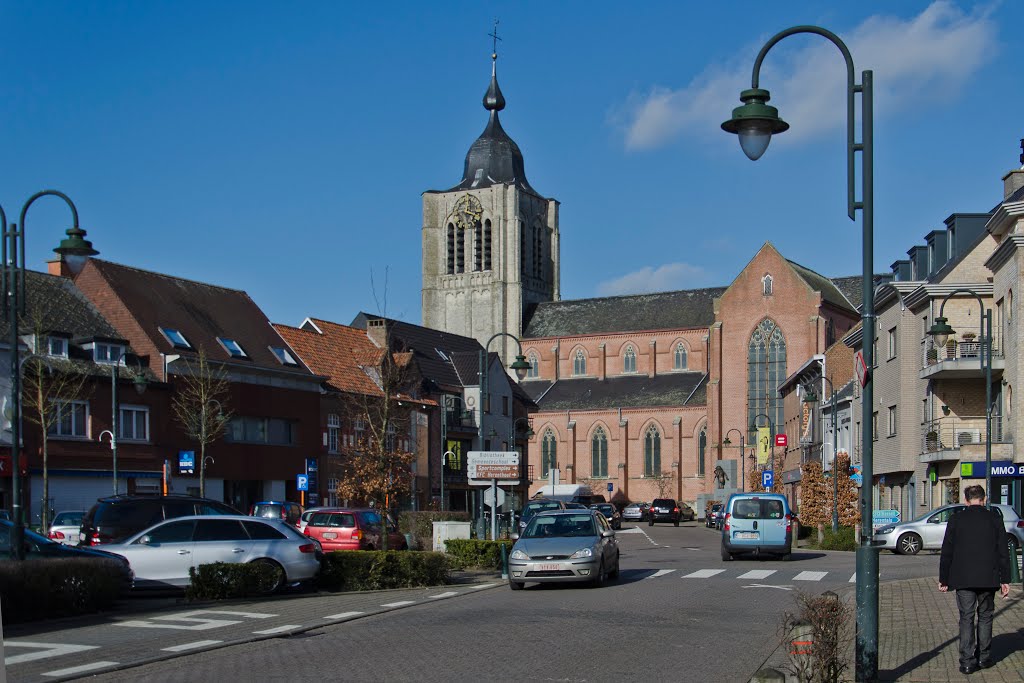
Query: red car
[{"left": 303, "top": 508, "right": 407, "bottom": 551}]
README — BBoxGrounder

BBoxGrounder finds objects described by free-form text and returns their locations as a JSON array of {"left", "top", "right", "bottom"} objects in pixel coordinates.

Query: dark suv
[
  {"left": 250, "top": 501, "right": 303, "bottom": 527},
  {"left": 81, "top": 495, "right": 240, "bottom": 546},
  {"left": 648, "top": 498, "right": 683, "bottom": 527}
]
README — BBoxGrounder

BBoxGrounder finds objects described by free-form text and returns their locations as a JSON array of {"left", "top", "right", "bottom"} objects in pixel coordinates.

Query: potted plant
[
  {"left": 926, "top": 430, "right": 939, "bottom": 450},
  {"left": 926, "top": 348, "right": 938, "bottom": 364},
  {"left": 961, "top": 332, "right": 977, "bottom": 341}
]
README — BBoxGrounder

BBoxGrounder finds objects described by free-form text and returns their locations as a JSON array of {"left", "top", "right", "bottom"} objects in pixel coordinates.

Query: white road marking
[
  {"left": 849, "top": 573, "right": 857, "bottom": 583},
  {"left": 380, "top": 600, "right": 416, "bottom": 608},
  {"left": 743, "top": 584, "right": 793, "bottom": 591},
  {"left": 42, "top": 662, "right": 119, "bottom": 677},
  {"left": 116, "top": 609, "right": 273, "bottom": 631},
  {"left": 616, "top": 527, "right": 643, "bottom": 534},
  {"left": 323, "top": 611, "right": 364, "bottom": 621},
  {"left": 469, "top": 583, "right": 496, "bottom": 590},
  {"left": 253, "top": 625, "right": 302, "bottom": 635},
  {"left": 683, "top": 569, "right": 725, "bottom": 579},
  {"left": 793, "top": 571, "right": 828, "bottom": 582},
  {"left": 738, "top": 569, "right": 777, "bottom": 580},
  {"left": 646, "top": 569, "right": 677, "bottom": 579},
  {"left": 427, "top": 591, "right": 459, "bottom": 599},
  {"left": 4, "top": 642, "right": 98, "bottom": 666},
  {"left": 161, "top": 640, "right": 222, "bottom": 652}
]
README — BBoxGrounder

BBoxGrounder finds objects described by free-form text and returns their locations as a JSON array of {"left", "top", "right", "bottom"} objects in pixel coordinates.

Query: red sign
[
  {"left": 0, "top": 455, "right": 10, "bottom": 477},
  {"left": 775, "top": 434, "right": 788, "bottom": 448},
  {"left": 855, "top": 350, "right": 869, "bottom": 387}
]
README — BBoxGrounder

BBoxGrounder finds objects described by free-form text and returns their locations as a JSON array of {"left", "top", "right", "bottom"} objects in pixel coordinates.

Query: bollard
[
  {"left": 789, "top": 618, "right": 814, "bottom": 676},
  {"left": 500, "top": 543, "right": 509, "bottom": 580},
  {"left": 748, "top": 668, "right": 785, "bottom": 683}
]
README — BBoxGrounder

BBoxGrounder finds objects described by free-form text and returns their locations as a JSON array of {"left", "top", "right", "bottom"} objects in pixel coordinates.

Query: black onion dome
[{"left": 447, "top": 59, "right": 536, "bottom": 194}]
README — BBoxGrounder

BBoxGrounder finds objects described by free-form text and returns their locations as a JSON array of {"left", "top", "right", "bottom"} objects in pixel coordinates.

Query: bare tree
[
  {"left": 171, "top": 348, "right": 231, "bottom": 498},
  {"left": 652, "top": 471, "right": 675, "bottom": 499}
]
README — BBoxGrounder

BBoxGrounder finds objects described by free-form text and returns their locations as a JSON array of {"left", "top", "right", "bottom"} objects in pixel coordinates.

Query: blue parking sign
[
  {"left": 607, "top": 482, "right": 614, "bottom": 492},
  {"left": 296, "top": 474, "right": 309, "bottom": 492},
  {"left": 762, "top": 470, "right": 774, "bottom": 489}
]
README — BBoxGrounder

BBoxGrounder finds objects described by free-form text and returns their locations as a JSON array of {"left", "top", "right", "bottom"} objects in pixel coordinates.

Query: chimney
[
  {"left": 366, "top": 318, "right": 387, "bottom": 347},
  {"left": 48, "top": 258, "right": 74, "bottom": 277},
  {"left": 1004, "top": 138, "right": 1024, "bottom": 199}
]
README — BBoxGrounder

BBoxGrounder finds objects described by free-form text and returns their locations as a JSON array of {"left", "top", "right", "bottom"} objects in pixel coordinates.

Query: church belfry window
[
  {"left": 674, "top": 343, "right": 687, "bottom": 370},
  {"left": 591, "top": 427, "right": 608, "bottom": 477},
  {"left": 520, "top": 220, "right": 527, "bottom": 278},
  {"left": 644, "top": 425, "right": 661, "bottom": 477},
  {"left": 623, "top": 346, "right": 636, "bottom": 374},
  {"left": 762, "top": 274, "right": 773, "bottom": 296},
  {"left": 446, "top": 224, "right": 455, "bottom": 275},
  {"left": 456, "top": 228, "right": 465, "bottom": 273},
  {"left": 541, "top": 430, "right": 557, "bottom": 478},
  {"left": 573, "top": 349, "right": 586, "bottom": 376},
  {"left": 527, "top": 352, "right": 539, "bottom": 379},
  {"left": 533, "top": 224, "right": 543, "bottom": 279},
  {"left": 747, "top": 318, "right": 786, "bottom": 444},
  {"left": 474, "top": 221, "right": 482, "bottom": 272},
  {"left": 484, "top": 219, "right": 492, "bottom": 270}
]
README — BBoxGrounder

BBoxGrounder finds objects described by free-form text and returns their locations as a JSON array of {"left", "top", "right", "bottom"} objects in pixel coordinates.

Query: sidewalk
[{"left": 756, "top": 578, "right": 1024, "bottom": 682}]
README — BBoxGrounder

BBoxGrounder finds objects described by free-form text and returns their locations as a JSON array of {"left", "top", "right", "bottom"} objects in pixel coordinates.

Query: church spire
[{"left": 484, "top": 21, "right": 505, "bottom": 112}]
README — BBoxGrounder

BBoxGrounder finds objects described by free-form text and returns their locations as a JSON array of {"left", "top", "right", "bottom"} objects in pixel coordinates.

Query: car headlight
[
  {"left": 569, "top": 547, "right": 593, "bottom": 559},
  {"left": 510, "top": 549, "right": 529, "bottom": 560},
  {"left": 875, "top": 526, "right": 896, "bottom": 535}
]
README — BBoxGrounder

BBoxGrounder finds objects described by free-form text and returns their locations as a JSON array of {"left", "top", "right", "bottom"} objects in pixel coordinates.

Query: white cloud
[
  {"left": 597, "top": 262, "right": 709, "bottom": 296},
  {"left": 620, "top": 1, "right": 997, "bottom": 150}
]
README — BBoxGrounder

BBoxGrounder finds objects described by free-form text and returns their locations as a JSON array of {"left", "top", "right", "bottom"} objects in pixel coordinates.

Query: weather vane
[{"left": 488, "top": 19, "right": 501, "bottom": 59}]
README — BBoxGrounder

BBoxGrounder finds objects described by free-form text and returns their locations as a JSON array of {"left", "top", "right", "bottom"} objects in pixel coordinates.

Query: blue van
[{"left": 721, "top": 493, "right": 792, "bottom": 561}]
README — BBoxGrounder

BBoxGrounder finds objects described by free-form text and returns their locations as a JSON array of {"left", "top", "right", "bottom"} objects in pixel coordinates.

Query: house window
[
  {"left": 527, "top": 352, "right": 539, "bottom": 379},
  {"left": 591, "top": 427, "right": 608, "bottom": 477},
  {"left": 541, "top": 430, "right": 557, "bottom": 478},
  {"left": 446, "top": 224, "right": 455, "bottom": 275},
  {"left": 159, "top": 327, "right": 192, "bottom": 349},
  {"left": 872, "top": 412, "right": 879, "bottom": 441},
  {"left": 573, "top": 349, "right": 587, "bottom": 376},
  {"left": 327, "top": 413, "right": 340, "bottom": 453},
  {"left": 94, "top": 342, "right": 124, "bottom": 364},
  {"left": 762, "top": 274, "right": 773, "bottom": 296},
  {"left": 119, "top": 405, "right": 149, "bottom": 441},
  {"left": 270, "top": 346, "right": 298, "bottom": 366},
  {"left": 623, "top": 346, "right": 636, "bottom": 374},
  {"left": 47, "top": 336, "right": 68, "bottom": 358},
  {"left": 502, "top": 396, "right": 509, "bottom": 416},
  {"left": 887, "top": 406, "right": 897, "bottom": 437},
  {"left": 644, "top": 425, "right": 661, "bottom": 477},
  {"left": 354, "top": 418, "right": 365, "bottom": 446},
  {"left": 888, "top": 328, "right": 897, "bottom": 360},
  {"left": 228, "top": 416, "right": 295, "bottom": 445},
  {"left": 48, "top": 400, "right": 88, "bottom": 438},
  {"left": 385, "top": 423, "right": 396, "bottom": 452},
  {"left": 674, "top": 343, "right": 687, "bottom": 370},
  {"left": 747, "top": 319, "right": 786, "bottom": 445},
  {"left": 218, "top": 337, "right": 248, "bottom": 359},
  {"left": 698, "top": 427, "right": 706, "bottom": 477},
  {"left": 826, "top": 318, "right": 836, "bottom": 348}
]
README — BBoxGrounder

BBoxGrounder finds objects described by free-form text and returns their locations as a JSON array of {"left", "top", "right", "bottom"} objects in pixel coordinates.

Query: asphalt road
[{"left": 3, "top": 522, "right": 940, "bottom": 683}]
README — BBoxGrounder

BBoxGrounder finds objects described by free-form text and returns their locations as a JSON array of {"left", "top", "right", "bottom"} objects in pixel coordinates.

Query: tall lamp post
[
  {"left": 2, "top": 191, "right": 86, "bottom": 561},
  {"left": 106, "top": 352, "right": 149, "bottom": 495},
  {"left": 804, "top": 374, "right": 840, "bottom": 532},
  {"left": 721, "top": 25, "right": 877, "bottom": 679},
  {"left": 722, "top": 428, "right": 745, "bottom": 492},
  {"left": 927, "top": 290, "right": 992, "bottom": 506}
]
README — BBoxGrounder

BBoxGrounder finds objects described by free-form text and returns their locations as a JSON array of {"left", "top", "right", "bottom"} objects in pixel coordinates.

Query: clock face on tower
[{"left": 452, "top": 195, "right": 483, "bottom": 232}]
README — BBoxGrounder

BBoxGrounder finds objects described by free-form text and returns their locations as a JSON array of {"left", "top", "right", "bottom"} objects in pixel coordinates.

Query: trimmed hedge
[
  {"left": 399, "top": 511, "right": 471, "bottom": 550},
  {"left": 817, "top": 525, "right": 858, "bottom": 551},
  {"left": 0, "top": 558, "right": 125, "bottom": 623},
  {"left": 186, "top": 562, "right": 281, "bottom": 601},
  {"left": 318, "top": 550, "right": 451, "bottom": 592},
  {"left": 444, "top": 538, "right": 514, "bottom": 570}
]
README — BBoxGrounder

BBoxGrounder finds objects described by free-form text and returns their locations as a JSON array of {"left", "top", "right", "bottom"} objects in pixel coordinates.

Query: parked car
[
  {"left": 518, "top": 498, "right": 566, "bottom": 532},
  {"left": 47, "top": 510, "right": 86, "bottom": 545},
  {"left": 0, "top": 520, "right": 133, "bottom": 590},
  {"left": 102, "top": 515, "right": 321, "bottom": 591},
  {"left": 591, "top": 503, "right": 622, "bottom": 530},
  {"left": 721, "top": 493, "right": 793, "bottom": 561},
  {"left": 82, "top": 495, "right": 241, "bottom": 546},
  {"left": 705, "top": 503, "right": 725, "bottom": 528},
  {"left": 564, "top": 502, "right": 589, "bottom": 510},
  {"left": 873, "top": 504, "right": 1014, "bottom": 555},
  {"left": 621, "top": 502, "right": 649, "bottom": 523},
  {"left": 0, "top": 510, "right": 10, "bottom": 522},
  {"left": 648, "top": 498, "right": 683, "bottom": 526},
  {"left": 302, "top": 508, "right": 407, "bottom": 551},
  {"left": 677, "top": 502, "right": 696, "bottom": 522},
  {"left": 508, "top": 510, "right": 619, "bottom": 590},
  {"left": 250, "top": 501, "right": 303, "bottom": 527},
  {"left": 298, "top": 507, "right": 329, "bottom": 533}
]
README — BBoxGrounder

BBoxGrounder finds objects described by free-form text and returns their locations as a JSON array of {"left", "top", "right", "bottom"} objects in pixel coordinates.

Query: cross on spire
[{"left": 488, "top": 19, "right": 501, "bottom": 59}]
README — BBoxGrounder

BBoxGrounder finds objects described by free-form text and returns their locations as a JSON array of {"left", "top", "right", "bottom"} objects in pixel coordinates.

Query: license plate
[
  {"left": 323, "top": 532, "right": 337, "bottom": 539},
  {"left": 538, "top": 563, "right": 562, "bottom": 571},
  {"left": 736, "top": 532, "right": 759, "bottom": 540}
]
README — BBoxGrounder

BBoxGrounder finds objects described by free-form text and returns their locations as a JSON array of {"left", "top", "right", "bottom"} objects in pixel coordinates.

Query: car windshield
[
  {"left": 310, "top": 512, "right": 355, "bottom": 528},
  {"left": 523, "top": 501, "right": 561, "bottom": 519},
  {"left": 523, "top": 514, "right": 597, "bottom": 538},
  {"left": 732, "top": 499, "right": 785, "bottom": 520},
  {"left": 252, "top": 504, "right": 283, "bottom": 519},
  {"left": 594, "top": 505, "right": 614, "bottom": 514},
  {"left": 53, "top": 512, "right": 84, "bottom": 526}
]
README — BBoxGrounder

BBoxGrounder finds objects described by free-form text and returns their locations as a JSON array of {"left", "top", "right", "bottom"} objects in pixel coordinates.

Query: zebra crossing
[{"left": 644, "top": 568, "right": 856, "bottom": 583}]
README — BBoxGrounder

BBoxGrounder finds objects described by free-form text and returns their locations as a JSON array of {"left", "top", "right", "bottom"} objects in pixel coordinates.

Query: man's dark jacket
[{"left": 939, "top": 505, "right": 1011, "bottom": 588}]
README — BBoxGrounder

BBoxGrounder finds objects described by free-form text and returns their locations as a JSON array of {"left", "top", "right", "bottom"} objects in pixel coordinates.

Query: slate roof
[
  {"left": 522, "top": 373, "right": 707, "bottom": 411},
  {"left": 84, "top": 259, "right": 312, "bottom": 375},
  {"left": 523, "top": 288, "right": 727, "bottom": 338},
  {"left": 788, "top": 261, "right": 857, "bottom": 313},
  {"left": 273, "top": 319, "right": 383, "bottom": 396},
  {"left": 0, "top": 270, "right": 121, "bottom": 341}
]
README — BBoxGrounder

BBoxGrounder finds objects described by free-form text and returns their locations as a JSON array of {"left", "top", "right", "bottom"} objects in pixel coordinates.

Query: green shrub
[
  {"left": 817, "top": 525, "right": 857, "bottom": 551},
  {"left": 318, "top": 550, "right": 451, "bottom": 592},
  {"left": 0, "top": 558, "right": 125, "bottom": 623},
  {"left": 185, "top": 562, "right": 281, "bottom": 601},
  {"left": 443, "top": 538, "right": 514, "bottom": 570},
  {"left": 399, "top": 511, "right": 471, "bottom": 549}
]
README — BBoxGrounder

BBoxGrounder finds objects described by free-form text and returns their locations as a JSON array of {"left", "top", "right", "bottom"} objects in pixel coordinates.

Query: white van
[{"left": 531, "top": 484, "right": 598, "bottom": 506}]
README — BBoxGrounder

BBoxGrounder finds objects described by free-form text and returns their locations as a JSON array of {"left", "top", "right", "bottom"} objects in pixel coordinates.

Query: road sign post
[{"left": 762, "top": 470, "right": 774, "bottom": 490}]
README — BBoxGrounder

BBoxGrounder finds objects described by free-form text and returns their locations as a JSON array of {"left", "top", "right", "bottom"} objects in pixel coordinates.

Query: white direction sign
[{"left": 467, "top": 451, "right": 519, "bottom": 481}]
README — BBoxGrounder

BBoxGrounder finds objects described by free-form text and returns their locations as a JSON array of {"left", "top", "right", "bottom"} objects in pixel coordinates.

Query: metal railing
[
  {"left": 922, "top": 337, "right": 1002, "bottom": 370},
  {"left": 445, "top": 410, "right": 477, "bottom": 431},
  {"left": 922, "top": 415, "right": 1008, "bottom": 453}
]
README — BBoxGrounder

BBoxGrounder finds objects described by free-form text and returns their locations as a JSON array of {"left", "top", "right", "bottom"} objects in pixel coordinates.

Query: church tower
[{"left": 422, "top": 48, "right": 560, "bottom": 366}]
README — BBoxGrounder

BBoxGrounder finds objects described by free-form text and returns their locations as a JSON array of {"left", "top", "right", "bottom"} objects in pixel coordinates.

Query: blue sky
[{"left": 1, "top": 2, "right": 1020, "bottom": 327}]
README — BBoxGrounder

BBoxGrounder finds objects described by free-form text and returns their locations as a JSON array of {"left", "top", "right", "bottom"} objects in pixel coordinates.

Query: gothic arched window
[
  {"left": 573, "top": 349, "right": 587, "bottom": 376},
  {"left": 446, "top": 224, "right": 455, "bottom": 275},
  {"left": 748, "top": 318, "right": 787, "bottom": 444},
  {"left": 762, "top": 274, "right": 773, "bottom": 296},
  {"left": 541, "top": 430, "right": 557, "bottom": 478},
  {"left": 674, "top": 343, "right": 687, "bottom": 370},
  {"left": 826, "top": 318, "right": 837, "bottom": 348},
  {"left": 644, "top": 425, "right": 661, "bottom": 477},
  {"left": 623, "top": 346, "right": 636, "bottom": 374},
  {"left": 484, "top": 219, "right": 492, "bottom": 270},
  {"left": 698, "top": 427, "right": 707, "bottom": 476},
  {"left": 527, "top": 352, "right": 539, "bottom": 379},
  {"left": 456, "top": 227, "right": 465, "bottom": 273},
  {"left": 591, "top": 427, "right": 608, "bottom": 477},
  {"left": 473, "top": 220, "right": 482, "bottom": 272}
]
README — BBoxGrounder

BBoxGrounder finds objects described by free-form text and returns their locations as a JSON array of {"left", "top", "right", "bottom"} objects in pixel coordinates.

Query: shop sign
[{"left": 960, "top": 461, "right": 1024, "bottom": 478}]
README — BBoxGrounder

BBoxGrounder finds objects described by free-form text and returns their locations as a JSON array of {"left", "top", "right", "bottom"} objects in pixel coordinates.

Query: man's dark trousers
[{"left": 955, "top": 589, "right": 995, "bottom": 667}]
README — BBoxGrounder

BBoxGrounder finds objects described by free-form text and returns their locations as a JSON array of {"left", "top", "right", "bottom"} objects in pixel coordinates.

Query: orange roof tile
[{"left": 273, "top": 319, "right": 384, "bottom": 397}]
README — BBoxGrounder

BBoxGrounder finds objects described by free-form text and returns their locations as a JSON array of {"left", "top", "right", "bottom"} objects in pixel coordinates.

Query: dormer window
[
  {"left": 270, "top": 346, "right": 298, "bottom": 366},
  {"left": 218, "top": 337, "right": 248, "bottom": 359},
  {"left": 160, "top": 327, "right": 192, "bottom": 349},
  {"left": 47, "top": 336, "right": 68, "bottom": 358},
  {"left": 94, "top": 342, "right": 125, "bottom": 364}
]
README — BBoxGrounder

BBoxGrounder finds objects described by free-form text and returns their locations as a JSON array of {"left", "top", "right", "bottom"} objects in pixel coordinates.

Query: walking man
[{"left": 938, "top": 485, "right": 1011, "bottom": 674}]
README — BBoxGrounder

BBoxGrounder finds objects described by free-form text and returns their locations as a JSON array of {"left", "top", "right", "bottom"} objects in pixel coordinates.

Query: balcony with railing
[
  {"left": 920, "top": 415, "right": 1013, "bottom": 463},
  {"left": 445, "top": 409, "right": 477, "bottom": 433},
  {"left": 920, "top": 336, "right": 1004, "bottom": 380}
]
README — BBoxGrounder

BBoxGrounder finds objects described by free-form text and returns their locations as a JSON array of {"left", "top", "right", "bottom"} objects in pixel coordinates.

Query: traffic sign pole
[{"left": 491, "top": 480, "right": 498, "bottom": 540}]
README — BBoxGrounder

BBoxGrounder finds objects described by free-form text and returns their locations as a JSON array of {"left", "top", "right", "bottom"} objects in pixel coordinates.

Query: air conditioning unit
[{"left": 957, "top": 429, "right": 981, "bottom": 446}]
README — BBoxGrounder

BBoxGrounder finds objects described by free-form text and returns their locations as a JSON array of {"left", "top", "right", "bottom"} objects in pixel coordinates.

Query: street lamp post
[
  {"left": 2, "top": 190, "right": 87, "bottom": 561},
  {"left": 108, "top": 351, "right": 149, "bottom": 495},
  {"left": 927, "top": 290, "right": 993, "bottom": 506},
  {"left": 805, "top": 375, "right": 840, "bottom": 532},
  {"left": 478, "top": 333, "right": 530, "bottom": 540},
  {"left": 722, "top": 25, "right": 878, "bottom": 679},
  {"left": 722, "top": 428, "right": 745, "bottom": 492}
]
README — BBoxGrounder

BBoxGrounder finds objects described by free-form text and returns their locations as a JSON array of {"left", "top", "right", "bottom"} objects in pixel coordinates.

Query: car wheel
[
  {"left": 509, "top": 578, "right": 525, "bottom": 591},
  {"left": 721, "top": 547, "right": 733, "bottom": 562},
  {"left": 592, "top": 559, "right": 606, "bottom": 587},
  {"left": 1007, "top": 535, "right": 1020, "bottom": 553},
  {"left": 897, "top": 532, "right": 922, "bottom": 555},
  {"left": 251, "top": 559, "right": 286, "bottom": 594},
  {"left": 609, "top": 553, "right": 620, "bottom": 580},
  {"left": 781, "top": 552, "right": 792, "bottom": 562}
]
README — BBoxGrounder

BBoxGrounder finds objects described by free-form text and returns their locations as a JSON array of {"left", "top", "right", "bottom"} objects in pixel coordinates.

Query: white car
[
  {"left": 102, "top": 515, "right": 321, "bottom": 590},
  {"left": 298, "top": 507, "right": 329, "bottom": 533},
  {"left": 873, "top": 503, "right": 1022, "bottom": 555},
  {"left": 47, "top": 510, "right": 85, "bottom": 545}
]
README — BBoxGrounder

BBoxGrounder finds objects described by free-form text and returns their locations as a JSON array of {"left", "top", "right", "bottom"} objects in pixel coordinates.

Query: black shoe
[
  {"left": 959, "top": 664, "right": 978, "bottom": 675},
  {"left": 978, "top": 660, "right": 993, "bottom": 669}
]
